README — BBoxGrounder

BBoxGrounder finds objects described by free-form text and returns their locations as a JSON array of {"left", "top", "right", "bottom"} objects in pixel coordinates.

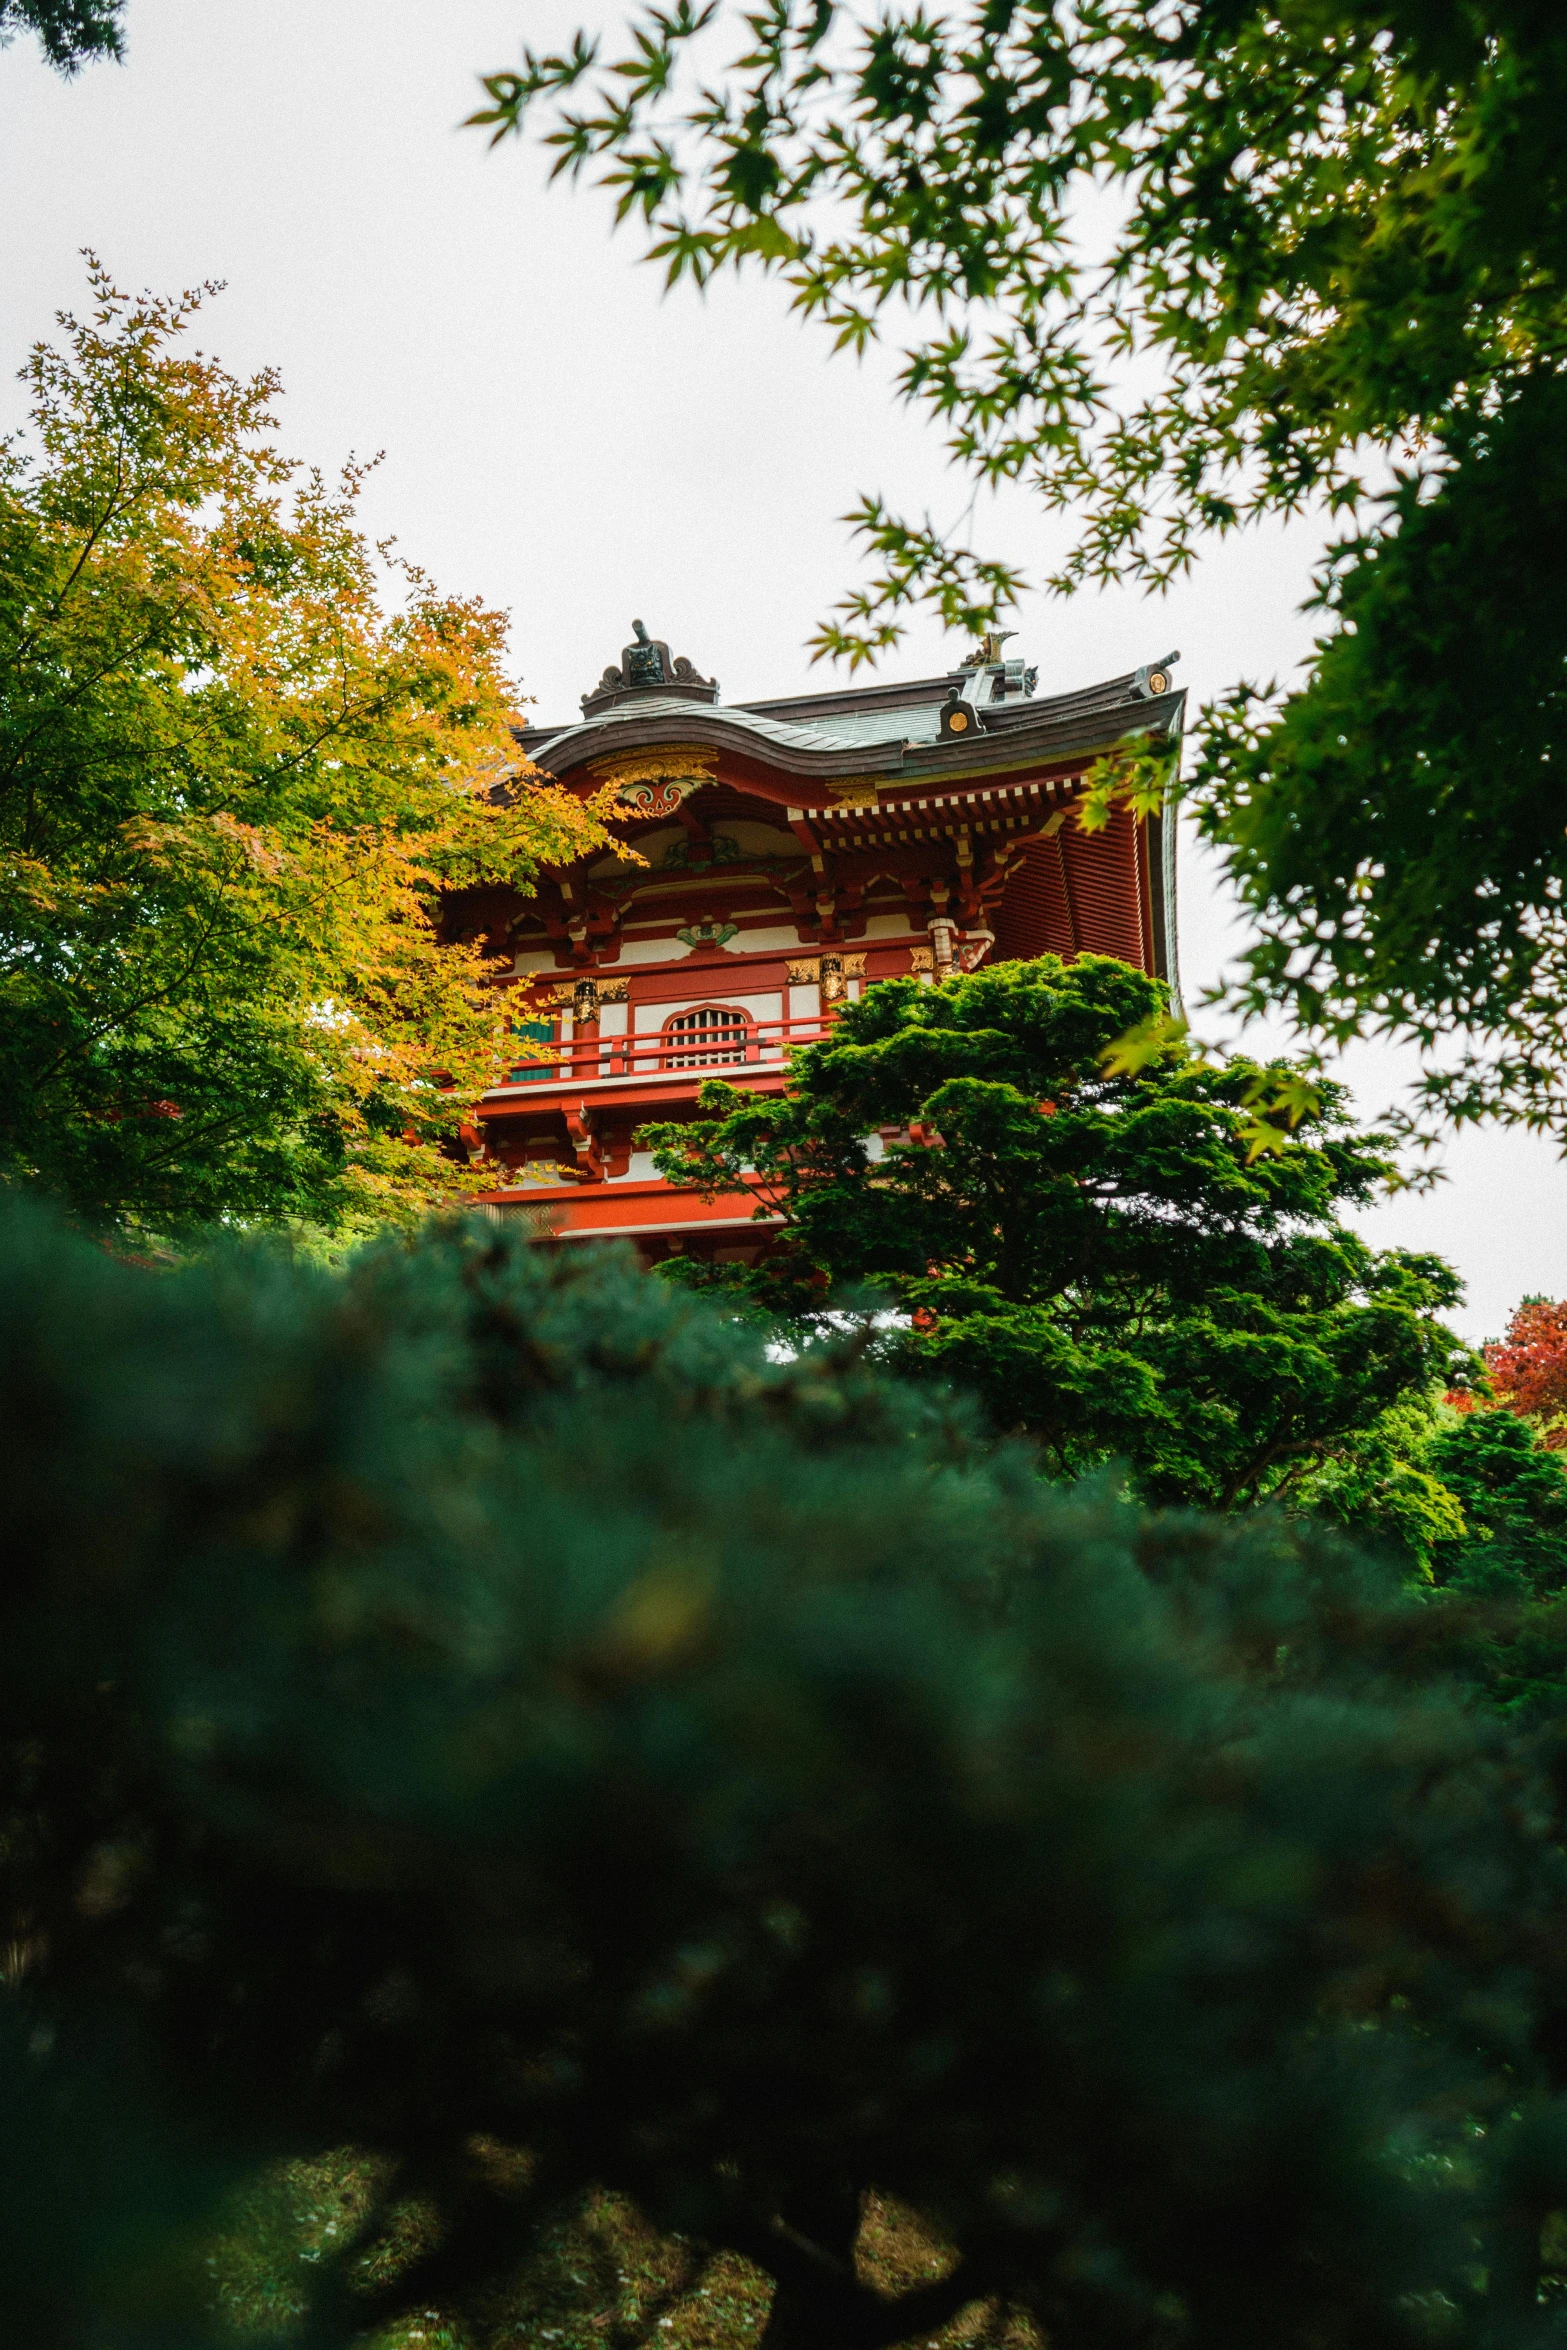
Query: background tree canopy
[
  {"left": 0, "top": 262, "right": 603, "bottom": 1244},
  {"left": 11, "top": 1198, "right": 1567, "bottom": 2350},
  {"left": 1485, "top": 1296, "right": 1567, "bottom": 1442},
  {"left": 474, "top": 0, "right": 1567, "bottom": 1129},
  {"left": 646, "top": 957, "right": 1472, "bottom": 1510}
]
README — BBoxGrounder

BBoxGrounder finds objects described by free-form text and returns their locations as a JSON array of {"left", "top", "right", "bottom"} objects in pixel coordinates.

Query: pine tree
[{"left": 645, "top": 956, "right": 1471, "bottom": 1510}]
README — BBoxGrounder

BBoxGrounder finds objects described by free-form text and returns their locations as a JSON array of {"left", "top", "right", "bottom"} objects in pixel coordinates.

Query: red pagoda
[{"left": 452, "top": 622, "right": 1184, "bottom": 1259}]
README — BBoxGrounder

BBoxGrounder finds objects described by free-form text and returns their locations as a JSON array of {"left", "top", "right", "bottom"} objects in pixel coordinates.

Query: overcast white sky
[{"left": 4, "top": 0, "right": 1563, "bottom": 1339}]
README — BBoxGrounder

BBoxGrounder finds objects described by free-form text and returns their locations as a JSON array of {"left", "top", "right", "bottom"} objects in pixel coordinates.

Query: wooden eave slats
[{"left": 793, "top": 776, "right": 1074, "bottom": 847}]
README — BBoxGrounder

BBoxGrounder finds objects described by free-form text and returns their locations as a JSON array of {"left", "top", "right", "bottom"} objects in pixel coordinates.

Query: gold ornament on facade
[
  {"left": 545, "top": 976, "right": 629, "bottom": 1016},
  {"left": 588, "top": 745, "right": 718, "bottom": 818},
  {"left": 791, "top": 951, "right": 866, "bottom": 1004},
  {"left": 828, "top": 951, "right": 866, "bottom": 1003},
  {"left": 828, "top": 783, "right": 883, "bottom": 810}
]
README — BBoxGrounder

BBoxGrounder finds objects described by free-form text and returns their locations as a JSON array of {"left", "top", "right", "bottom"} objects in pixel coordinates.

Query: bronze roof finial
[
  {"left": 960, "top": 628, "right": 1017, "bottom": 669},
  {"left": 580, "top": 620, "right": 719, "bottom": 716}
]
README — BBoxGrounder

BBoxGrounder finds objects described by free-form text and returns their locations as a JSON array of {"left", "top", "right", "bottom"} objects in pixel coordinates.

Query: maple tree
[
  {"left": 1482, "top": 1298, "right": 1567, "bottom": 1444},
  {"left": 0, "top": 0, "right": 122, "bottom": 71},
  {"left": 0, "top": 261, "right": 602, "bottom": 1243}
]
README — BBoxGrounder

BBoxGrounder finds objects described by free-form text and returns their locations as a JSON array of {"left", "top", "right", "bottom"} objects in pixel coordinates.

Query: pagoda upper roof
[{"left": 516, "top": 640, "right": 1184, "bottom": 798}]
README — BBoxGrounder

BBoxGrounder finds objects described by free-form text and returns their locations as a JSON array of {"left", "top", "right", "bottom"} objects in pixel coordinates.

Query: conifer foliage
[
  {"left": 7, "top": 1202, "right": 1567, "bottom": 2347},
  {"left": 646, "top": 957, "right": 1471, "bottom": 1510}
]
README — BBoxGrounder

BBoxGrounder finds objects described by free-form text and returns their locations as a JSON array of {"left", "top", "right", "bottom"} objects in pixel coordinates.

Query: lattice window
[
  {"left": 506, "top": 1017, "right": 557, "bottom": 1081},
  {"left": 662, "top": 1004, "right": 751, "bottom": 1068}
]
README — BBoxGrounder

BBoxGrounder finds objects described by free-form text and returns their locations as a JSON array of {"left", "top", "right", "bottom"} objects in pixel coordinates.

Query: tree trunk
[{"left": 724, "top": 2190, "right": 985, "bottom": 2350}]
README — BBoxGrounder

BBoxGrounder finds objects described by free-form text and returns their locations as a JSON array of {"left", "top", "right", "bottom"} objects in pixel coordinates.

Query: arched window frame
[{"left": 660, "top": 1002, "right": 757, "bottom": 1070}]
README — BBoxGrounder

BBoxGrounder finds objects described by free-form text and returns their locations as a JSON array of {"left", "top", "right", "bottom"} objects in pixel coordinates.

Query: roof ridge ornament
[
  {"left": 581, "top": 619, "right": 719, "bottom": 716},
  {"left": 944, "top": 636, "right": 1038, "bottom": 731},
  {"left": 959, "top": 629, "right": 1016, "bottom": 668}
]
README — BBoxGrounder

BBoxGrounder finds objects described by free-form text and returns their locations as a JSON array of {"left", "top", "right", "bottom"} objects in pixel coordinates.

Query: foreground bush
[{"left": 5, "top": 1206, "right": 1567, "bottom": 2349}]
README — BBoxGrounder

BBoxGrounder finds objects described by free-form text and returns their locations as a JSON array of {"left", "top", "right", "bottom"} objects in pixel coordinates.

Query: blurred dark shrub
[{"left": 5, "top": 1206, "right": 1567, "bottom": 2349}]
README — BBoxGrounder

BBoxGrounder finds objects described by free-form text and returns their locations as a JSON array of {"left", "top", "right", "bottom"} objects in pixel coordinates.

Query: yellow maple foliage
[{"left": 0, "top": 259, "right": 605, "bottom": 1241}]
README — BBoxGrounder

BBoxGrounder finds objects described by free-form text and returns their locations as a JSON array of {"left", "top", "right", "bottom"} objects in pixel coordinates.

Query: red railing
[{"left": 501, "top": 1011, "right": 835, "bottom": 1088}]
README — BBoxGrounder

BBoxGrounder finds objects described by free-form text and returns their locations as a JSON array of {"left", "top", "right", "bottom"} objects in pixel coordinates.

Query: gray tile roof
[{"left": 514, "top": 661, "right": 1183, "bottom": 786}]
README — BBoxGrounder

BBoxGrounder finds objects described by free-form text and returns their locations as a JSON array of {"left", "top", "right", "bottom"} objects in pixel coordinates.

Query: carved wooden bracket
[
  {"left": 562, "top": 1101, "right": 605, "bottom": 1183},
  {"left": 589, "top": 746, "right": 718, "bottom": 818}
]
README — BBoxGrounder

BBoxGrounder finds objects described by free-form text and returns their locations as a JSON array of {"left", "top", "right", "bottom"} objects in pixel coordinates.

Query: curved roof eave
[
  {"left": 530, "top": 700, "right": 907, "bottom": 781},
  {"left": 521, "top": 681, "right": 1186, "bottom": 794}
]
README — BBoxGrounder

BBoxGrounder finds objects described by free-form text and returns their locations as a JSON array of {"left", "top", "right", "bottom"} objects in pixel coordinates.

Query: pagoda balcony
[
  {"left": 468, "top": 1009, "right": 840, "bottom": 1243},
  {"left": 478, "top": 1008, "right": 836, "bottom": 1114}
]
